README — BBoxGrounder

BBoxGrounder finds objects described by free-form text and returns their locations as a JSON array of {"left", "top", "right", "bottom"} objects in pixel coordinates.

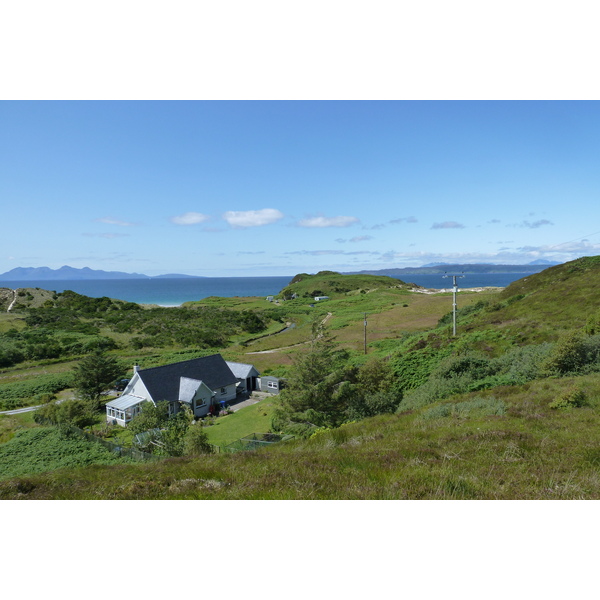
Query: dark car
[{"left": 114, "top": 378, "right": 130, "bottom": 392}]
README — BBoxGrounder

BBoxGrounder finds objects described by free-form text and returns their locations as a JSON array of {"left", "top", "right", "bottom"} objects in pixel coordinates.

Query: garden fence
[{"left": 222, "top": 432, "right": 294, "bottom": 453}]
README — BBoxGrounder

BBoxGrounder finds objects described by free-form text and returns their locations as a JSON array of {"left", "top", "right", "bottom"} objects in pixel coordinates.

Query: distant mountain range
[
  {"left": 0, "top": 266, "right": 204, "bottom": 281},
  {"left": 0, "top": 261, "right": 563, "bottom": 282},
  {"left": 347, "top": 261, "right": 562, "bottom": 277}
]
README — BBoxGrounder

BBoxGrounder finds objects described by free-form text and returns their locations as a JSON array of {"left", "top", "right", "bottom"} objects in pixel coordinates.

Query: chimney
[{"left": 133, "top": 364, "right": 140, "bottom": 374}]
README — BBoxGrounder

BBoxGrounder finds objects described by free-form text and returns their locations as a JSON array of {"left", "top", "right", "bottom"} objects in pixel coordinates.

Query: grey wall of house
[{"left": 260, "top": 376, "right": 281, "bottom": 394}]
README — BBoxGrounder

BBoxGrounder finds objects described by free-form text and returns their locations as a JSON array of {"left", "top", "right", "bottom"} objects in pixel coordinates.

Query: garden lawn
[{"left": 202, "top": 396, "right": 279, "bottom": 448}]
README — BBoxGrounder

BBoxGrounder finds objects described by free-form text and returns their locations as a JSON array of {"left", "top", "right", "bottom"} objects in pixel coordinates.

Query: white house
[{"left": 105, "top": 354, "right": 259, "bottom": 426}]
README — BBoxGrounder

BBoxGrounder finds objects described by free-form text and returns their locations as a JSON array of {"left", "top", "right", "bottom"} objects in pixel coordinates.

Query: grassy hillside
[
  {"left": 3, "top": 260, "right": 600, "bottom": 499},
  {"left": 278, "top": 270, "right": 410, "bottom": 299},
  {"left": 2, "top": 373, "right": 600, "bottom": 499},
  {"left": 462, "top": 256, "right": 600, "bottom": 343}
]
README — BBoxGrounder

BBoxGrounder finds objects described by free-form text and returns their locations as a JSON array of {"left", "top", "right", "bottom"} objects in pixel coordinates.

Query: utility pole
[
  {"left": 364, "top": 312, "right": 368, "bottom": 354},
  {"left": 442, "top": 274, "right": 464, "bottom": 337}
]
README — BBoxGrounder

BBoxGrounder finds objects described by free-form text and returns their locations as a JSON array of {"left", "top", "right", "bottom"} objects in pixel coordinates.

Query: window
[
  {"left": 221, "top": 388, "right": 227, "bottom": 395},
  {"left": 268, "top": 381, "right": 278, "bottom": 389},
  {"left": 195, "top": 398, "right": 206, "bottom": 410}
]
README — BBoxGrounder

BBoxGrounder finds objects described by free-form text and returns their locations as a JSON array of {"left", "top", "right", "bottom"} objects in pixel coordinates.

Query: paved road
[{"left": 0, "top": 404, "right": 43, "bottom": 416}]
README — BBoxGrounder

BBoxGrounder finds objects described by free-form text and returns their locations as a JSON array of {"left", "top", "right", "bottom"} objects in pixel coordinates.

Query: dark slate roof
[{"left": 138, "top": 354, "right": 238, "bottom": 404}]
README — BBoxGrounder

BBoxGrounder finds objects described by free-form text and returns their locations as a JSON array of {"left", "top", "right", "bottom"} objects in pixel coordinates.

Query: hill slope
[
  {"left": 463, "top": 256, "right": 600, "bottom": 342},
  {"left": 2, "top": 373, "right": 600, "bottom": 499},
  {"left": 278, "top": 271, "right": 410, "bottom": 299}
]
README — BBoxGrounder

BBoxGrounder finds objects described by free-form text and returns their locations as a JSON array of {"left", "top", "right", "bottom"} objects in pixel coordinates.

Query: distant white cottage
[{"left": 105, "top": 354, "right": 260, "bottom": 427}]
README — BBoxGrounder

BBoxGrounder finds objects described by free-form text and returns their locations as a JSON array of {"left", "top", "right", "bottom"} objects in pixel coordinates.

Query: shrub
[
  {"left": 33, "top": 393, "right": 57, "bottom": 405},
  {"left": 34, "top": 399, "right": 96, "bottom": 428},
  {"left": 183, "top": 425, "right": 214, "bottom": 455},
  {"left": 585, "top": 311, "right": 600, "bottom": 335},
  {"left": 432, "top": 352, "right": 492, "bottom": 381},
  {"left": 489, "top": 343, "right": 552, "bottom": 383},
  {"left": 549, "top": 388, "right": 587, "bottom": 410},
  {"left": 399, "top": 373, "right": 475, "bottom": 412},
  {"left": 543, "top": 332, "right": 587, "bottom": 375}
]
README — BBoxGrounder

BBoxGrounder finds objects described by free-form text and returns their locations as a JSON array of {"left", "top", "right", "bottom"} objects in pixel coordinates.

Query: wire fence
[{"left": 222, "top": 432, "right": 294, "bottom": 453}]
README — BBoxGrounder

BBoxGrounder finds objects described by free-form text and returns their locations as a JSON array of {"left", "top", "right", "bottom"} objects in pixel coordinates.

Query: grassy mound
[{"left": 278, "top": 271, "right": 409, "bottom": 300}]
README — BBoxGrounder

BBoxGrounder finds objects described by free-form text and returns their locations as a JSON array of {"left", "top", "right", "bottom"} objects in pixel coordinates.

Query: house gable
[
  {"left": 178, "top": 377, "right": 212, "bottom": 404},
  {"left": 137, "top": 354, "right": 238, "bottom": 404}
]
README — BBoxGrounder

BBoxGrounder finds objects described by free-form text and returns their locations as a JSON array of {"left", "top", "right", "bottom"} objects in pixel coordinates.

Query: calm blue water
[
  {"left": 0, "top": 272, "right": 529, "bottom": 306},
  {"left": 0, "top": 277, "right": 294, "bottom": 306}
]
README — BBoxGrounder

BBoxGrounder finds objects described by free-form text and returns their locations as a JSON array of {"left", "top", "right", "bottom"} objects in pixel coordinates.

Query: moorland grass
[{"left": 3, "top": 374, "right": 600, "bottom": 499}]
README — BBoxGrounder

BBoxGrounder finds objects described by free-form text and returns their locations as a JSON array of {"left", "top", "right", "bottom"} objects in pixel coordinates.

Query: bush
[
  {"left": 34, "top": 399, "right": 96, "bottom": 428},
  {"left": 183, "top": 425, "right": 214, "bottom": 455},
  {"left": 33, "top": 393, "right": 57, "bottom": 405},
  {"left": 432, "top": 353, "right": 492, "bottom": 381},
  {"left": 549, "top": 388, "right": 588, "bottom": 410},
  {"left": 399, "top": 373, "right": 475, "bottom": 412},
  {"left": 489, "top": 343, "right": 552, "bottom": 383},
  {"left": 543, "top": 332, "right": 587, "bottom": 375}
]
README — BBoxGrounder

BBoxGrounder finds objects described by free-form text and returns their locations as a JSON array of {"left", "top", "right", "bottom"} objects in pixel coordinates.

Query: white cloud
[
  {"left": 297, "top": 215, "right": 359, "bottom": 228},
  {"left": 390, "top": 216, "right": 418, "bottom": 224},
  {"left": 431, "top": 221, "right": 466, "bottom": 229},
  {"left": 336, "top": 235, "right": 373, "bottom": 244},
  {"left": 170, "top": 212, "right": 211, "bottom": 225},
  {"left": 285, "top": 249, "right": 380, "bottom": 256},
  {"left": 223, "top": 208, "right": 284, "bottom": 228},
  {"left": 521, "top": 219, "right": 553, "bottom": 229},
  {"left": 95, "top": 217, "right": 136, "bottom": 227}
]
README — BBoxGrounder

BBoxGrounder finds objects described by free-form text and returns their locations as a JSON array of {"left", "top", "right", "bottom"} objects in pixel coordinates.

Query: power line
[{"left": 547, "top": 229, "right": 600, "bottom": 251}]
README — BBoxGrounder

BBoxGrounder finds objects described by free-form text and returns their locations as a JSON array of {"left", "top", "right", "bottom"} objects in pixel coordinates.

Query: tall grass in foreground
[{"left": 3, "top": 374, "right": 600, "bottom": 500}]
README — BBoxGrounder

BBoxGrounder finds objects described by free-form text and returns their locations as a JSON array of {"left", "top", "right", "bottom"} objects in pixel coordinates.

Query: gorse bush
[
  {"left": 543, "top": 332, "right": 588, "bottom": 375},
  {"left": 549, "top": 388, "right": 588, "bottom": 410}
]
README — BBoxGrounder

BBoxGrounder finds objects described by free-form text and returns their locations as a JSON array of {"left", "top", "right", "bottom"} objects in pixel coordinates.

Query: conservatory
[{"left": 106, "top": 394, "right": 148, "bottom": 427}]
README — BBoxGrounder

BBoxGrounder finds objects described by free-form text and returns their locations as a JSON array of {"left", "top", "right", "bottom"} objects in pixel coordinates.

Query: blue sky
[{"left": 2, "top": 100, "right": 600, "bottom": 277}]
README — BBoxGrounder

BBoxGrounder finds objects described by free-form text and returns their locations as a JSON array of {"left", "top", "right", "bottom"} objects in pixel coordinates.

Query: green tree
[
  {"left": 274, "top": 320, "right": 356, "bottom": 432},
  {"left": 160, "top": 405, "right": 194, "bottom": 457},
  {"left": 345, "top": 357, "right": 402, "bottom": 420},
  {"left": 72, "top": 349, "right": 125, "bottom": 411},
  {"left": 128, "top": 401, "right": 170, "bottom": 435},
  {"left": 183, "top": 424, "right": 214, "bottom": 455}
]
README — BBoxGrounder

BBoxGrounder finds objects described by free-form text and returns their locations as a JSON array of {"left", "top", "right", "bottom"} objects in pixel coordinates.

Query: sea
[{"left": 0, "top": 273, "right": 531, "bottom": 307}]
